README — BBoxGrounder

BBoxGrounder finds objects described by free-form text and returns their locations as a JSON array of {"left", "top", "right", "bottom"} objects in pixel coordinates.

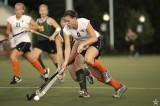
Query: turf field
[{"left": 0, "top": 55, "right": 160, "bottom": 106}]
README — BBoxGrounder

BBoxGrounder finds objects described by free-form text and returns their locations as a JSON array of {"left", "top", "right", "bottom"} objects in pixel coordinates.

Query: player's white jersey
[
  {"left": 10, "top": 38, "right": 16, "bottom": 49},
  {"left": 7, "top": 15, "right": 31, "bottom": 45},
  {"left": 63, "top": 18, "right": 100, "bottom": 43}
]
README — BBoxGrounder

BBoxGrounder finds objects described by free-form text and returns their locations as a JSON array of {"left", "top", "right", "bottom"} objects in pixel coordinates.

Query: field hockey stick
[
  {"left": 38, "top": 52, "right": 79, "bottom": 97},
  {"left": 30, "top": 29, "right": 49, "bottom": 39},
  {"left": 26, "top": 52, "right": 79, "bottom": 101},
  {"left": 30, "top": 29, "right": 60, "bottom": 40},
  {"left": 0, "top": 31, "right": 25, "bottom": 43}
]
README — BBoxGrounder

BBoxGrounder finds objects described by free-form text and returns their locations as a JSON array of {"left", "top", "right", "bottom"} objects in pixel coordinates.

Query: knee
[
  {"left": 30, "top": 58, "right": 37, "bottom": 63},
  {"left": 84, "top": 56, "right": 94, "bottom": 65},
  {"left": 73, "top": 62, "right": 83, "bottom": 70},
  {"left": 27, "top": 56, "right": 36, "bottom": 63},
  {"left": 10, "top": 54, "right": 16, "bottom": 61},
  {"left": 33, "top": 53, "right": 41, "bottom": 60},
  {"left": 67, "top": 66, "right": 77, "bottom": 81},
  {"left": 34, "top": 55, "right": 39, "bottom": 60}
]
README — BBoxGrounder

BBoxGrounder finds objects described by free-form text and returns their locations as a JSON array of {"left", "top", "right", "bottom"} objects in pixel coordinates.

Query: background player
[
  {"left": 6, "top": 3, "right": 48, "bottom": 84},
  {"left": 125, "top": 28, "right": 139, "bottom": 57},
  {"left": 33, "top": 4, "right": 63, "bottom": 80}
]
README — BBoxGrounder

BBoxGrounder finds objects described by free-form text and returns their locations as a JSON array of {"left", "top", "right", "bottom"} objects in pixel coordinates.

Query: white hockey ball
[{"left": 34, "top": 95, "right": 40, "bottom": 101}]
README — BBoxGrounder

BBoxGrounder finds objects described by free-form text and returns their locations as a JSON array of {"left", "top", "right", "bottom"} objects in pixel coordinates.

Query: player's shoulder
[
  {"left": 22, "top": 15, "right": 31, "bottom": 19},
  {"left": 78, "top": 18, "right": 90, "bottom": 29},
  {"left": 47, "top": 17, "right": 57, "bottom": 23},
  {"left": 78, "top": 18, "right": 89, "bottom": 22},
  {"left": 7, "top": 15, "right": 16, "bottom": 22}
]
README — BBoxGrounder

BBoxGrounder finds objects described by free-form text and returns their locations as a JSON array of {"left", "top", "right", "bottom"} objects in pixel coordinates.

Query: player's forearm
[
  {"left": 6, "top": 30, "right": 12, "bottom": 37},
  {"left": 64, "top": 46, "right": 71, "bottom": 65},
  {"left": 57, "top": 52, "right": 63, "bottom": 68},
  {"left": 6, "top": 23, "right": 12, "bottom": 37},
  {"left": 51, "top": 27, "right": 61, "bottom": 38},
  {"left": 30, "top": 19, "right": 38, "bottom": 31},
  {"left": 30, "top": 25, "right": 38, "bottom": 31},
  {"left": 82, "top": 37, "right": 98, "bottom": 47}
]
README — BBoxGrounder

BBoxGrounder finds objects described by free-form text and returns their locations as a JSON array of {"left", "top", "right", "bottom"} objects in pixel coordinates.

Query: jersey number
[
  {"left": 77, "top": 32, "right": 81, "bottom": 37},
  {"left": 16, "top": 23, "right": 20, "bottom": 27}
]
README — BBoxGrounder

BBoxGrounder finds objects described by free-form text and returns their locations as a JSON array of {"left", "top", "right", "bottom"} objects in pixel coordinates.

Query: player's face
[
  {"left": 15, "top": 5, "right": 24, "bottom": 18},
  {"left": 39, "top": 7, "right": 48, "bottom": 17},
  {"left": 64, "top": 16, "right": 76, "bottom": 29}
]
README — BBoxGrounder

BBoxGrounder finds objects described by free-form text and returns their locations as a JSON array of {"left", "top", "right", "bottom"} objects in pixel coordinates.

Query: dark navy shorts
[
  {"left": 16, "top": 42, "right": 31, "bottom": 54},
  {"left": 34, "top": 40, "right": 57, "bottom": 54}
]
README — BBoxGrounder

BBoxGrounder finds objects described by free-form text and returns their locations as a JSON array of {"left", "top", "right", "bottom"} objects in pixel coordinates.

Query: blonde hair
[
  {"left": 39, "top": 4, "right": 48, "bottom": 11},
  {"left": 15, "top": 2, "right": 25, "bottom": 10}
]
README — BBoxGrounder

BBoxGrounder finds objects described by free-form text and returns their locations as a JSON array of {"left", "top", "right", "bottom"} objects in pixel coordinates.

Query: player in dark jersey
[{"left": 33, "top": 4, "right": 63, "bottom": 79}]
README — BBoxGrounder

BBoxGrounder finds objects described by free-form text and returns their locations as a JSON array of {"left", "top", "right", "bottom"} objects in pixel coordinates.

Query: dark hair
[{"left": 63, "top": 10, "right": 78, "bottom": 18}]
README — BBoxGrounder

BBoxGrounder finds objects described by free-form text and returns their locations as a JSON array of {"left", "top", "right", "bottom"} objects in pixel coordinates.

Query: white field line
[{"left": 0, "top": 86, "right": 160, "bottom": 90}]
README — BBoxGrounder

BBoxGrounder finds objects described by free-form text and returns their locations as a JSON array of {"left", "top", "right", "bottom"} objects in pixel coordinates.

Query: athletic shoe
[
  {"left": 40, "top": 68, "right": 49, "bottom": 81},
  {"left": 45, "top": 67, "right": 50, "bottom": 75},
  {"left": 103, "top": 71, "right": 111, "bottom": 83},
  {"left": 57, "top": 72, "right": 65, "bottom": 83},
  {"left": 86, "top": 75, "right": 94, "bottom": 84},
  {"left": 113, "top": 85, "right": 127, "bottom": 98},
  {"left": 10, "top": 76, "right": 22, "bottom": 84},
  {"left": 41, "top": 72, "right": 49, "bottom": 82},
  {"left": 79, "top": 90, "right": 90, "bottom": 98}
]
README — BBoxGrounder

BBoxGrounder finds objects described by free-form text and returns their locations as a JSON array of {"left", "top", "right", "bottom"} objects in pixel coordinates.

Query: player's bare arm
[
  {"left": 77, "top": 23, "right": 98, "bottom": 53},
  {"left": 28, "top": 19, "right": 38, "bottom": 31},
  {"left": 63, "top": 31, "right": 71, "bottom": 67},
  {"left": 48, "top": 18, "right": 61, "bottom": 40},
  {"left": 55, "top": 35, "right": 63, "bottom": 71},
  {"left": 6, "top": 22, "right": 13, "bottom": 38}
]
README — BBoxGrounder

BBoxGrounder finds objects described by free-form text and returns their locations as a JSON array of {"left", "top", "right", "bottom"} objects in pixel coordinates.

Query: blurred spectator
[{"left": 125, "top": 28, "right": 139, "bottom": 57}]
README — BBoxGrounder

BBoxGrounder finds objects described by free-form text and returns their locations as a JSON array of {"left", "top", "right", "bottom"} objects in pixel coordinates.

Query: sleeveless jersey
[
  {"left": 63, "top": 18, "right": 100, "bottom": 43},
  {"left": 36, "top": 17, "right": 55, "bottom": 41},
  {"left": 7, "top": 15, "right": 31, "bottom": 45}
]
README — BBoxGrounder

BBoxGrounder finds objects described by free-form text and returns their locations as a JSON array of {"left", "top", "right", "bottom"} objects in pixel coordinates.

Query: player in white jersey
[
  {"left": 10, "top": 38, "right": 16, "bottom": 49},
  {"left": 6, "top": 3, "right": 48, "bottom": 84},
  {"left": 63, "top": 10, "right": 127, "bottom": 98}
]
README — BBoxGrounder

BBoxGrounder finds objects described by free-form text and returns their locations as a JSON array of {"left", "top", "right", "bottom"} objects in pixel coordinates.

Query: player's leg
[
  {"left": 74, "top": 54, "right": 90, "bottom": 97},
  {"left": 25, "top": 52, "right": 49, "bottom": 82},
  {"left": 38, "top": 55, "right": 45, "bottom": 69},
  {"left": 85, "top": 38, "right": 127, "bottom": 97},
  {"left": 84, "top": 46, "right": 111, "bottom": 83},
  {"left": 9, "top": 49, "right": 23, "bottom": 84},
  {"left": 33, "top": 47, "right": 49, "bottom": 76},
  {"left": 87, "top": 65, "right": 127, "bottom": 97},
  {"left": 130, "top": 44, "right": 134, "bottom": 56},
  {"left": 97, "top": 77, "right": 127, "bottom": 98},
  {"left": 67, "top": 64, "right": 77, "bottom": 81},
  {"left": 87, "top": 60, "right": 127, "bottom": 98},
  {"left": 87, "top": 64, "right": 102, "bottom": 78},
  {"left": 83, "top": 67, "right": 94, "bottom": 84},
  {"left": 24, "top": 43, "right": 49, "bottom": 82},
  {"left": 49, "top": 53, "right": 58, "bottom": 68}
]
